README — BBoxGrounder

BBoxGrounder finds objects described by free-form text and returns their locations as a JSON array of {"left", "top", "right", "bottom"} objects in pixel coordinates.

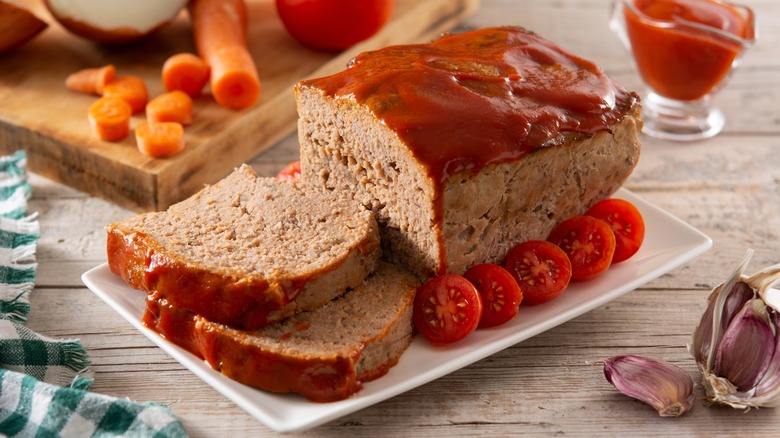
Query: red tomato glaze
[
  {"left": 143, "top": 295, "right": 364, "bottom": 402},
  {"left": 106, "top": 228, "right": 307, "bottom": 331},
  {"left": 299, "top": 27, "right": 637, "bottom": 275},
  {"left": 299, "top": 26, "right": 638, "bottom": 185}
]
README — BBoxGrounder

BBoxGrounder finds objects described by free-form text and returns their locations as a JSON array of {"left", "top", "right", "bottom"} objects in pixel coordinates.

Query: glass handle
[{"left": 609, "top": 0, "right": 631, "bottom": 53}]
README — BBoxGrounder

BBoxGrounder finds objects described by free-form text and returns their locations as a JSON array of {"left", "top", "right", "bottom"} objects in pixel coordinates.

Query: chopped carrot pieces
[
  {"left": 135, "top": 121, "right": 185, "bottom": 158},
  {"left": 65, "top": 64, "right": 117, "bottom": 95},
  {"left": 103, "top": 76, "right": 148, "bottom": 114},
  {"left": 146, "top": 91, "right": 193, "bottom": 125},
  {"left": 190, "top": 0, "right": 261, "bottom": 110},
  {"left": 88, "top": 96, "right": 132, "bottom": 142},
  {"left": 162, "top": 53, "right": 211, "bottom": 97}
]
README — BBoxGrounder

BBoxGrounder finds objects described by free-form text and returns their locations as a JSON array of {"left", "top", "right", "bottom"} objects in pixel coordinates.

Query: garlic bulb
[
  {"left": 602, "top": 355, "right": 695, "bottom": 416},
  {"left": 690, "top": 249, "right": 780, "bottom": 409}
]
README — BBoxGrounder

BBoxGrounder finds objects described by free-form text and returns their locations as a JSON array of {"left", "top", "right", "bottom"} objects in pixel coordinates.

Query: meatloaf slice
[
  {"left": 106, "top": 164, "right": 381, "bottom": 330},
  {"left": 295, "top": 26, "right": 642, "bottom": 277},
  {"left": 143, "top": 262, "right": 420, "bottom": 402}
]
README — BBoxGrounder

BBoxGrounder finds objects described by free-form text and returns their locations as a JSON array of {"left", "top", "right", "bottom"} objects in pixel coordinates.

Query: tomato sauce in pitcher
[{"left": 624, "top": 0, "right": 755, "bottom": 101}]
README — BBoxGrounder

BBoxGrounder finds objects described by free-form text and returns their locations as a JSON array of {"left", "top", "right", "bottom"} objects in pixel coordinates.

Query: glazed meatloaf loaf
[
  {"left": 296, "top": 26, "right": 642, "bottom": 277},
  {"left": 106, "top": 164, "right": 381, "bottom": 330},
  {"left": 143, "top": 262, "right": 420, "bottom": 402}
]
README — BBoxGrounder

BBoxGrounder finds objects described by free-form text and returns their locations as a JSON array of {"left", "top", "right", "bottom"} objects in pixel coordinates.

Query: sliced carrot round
[
  {"left": 146, "top": 91, "right": 193, "bottom": 125},
  {"left": 135, "top": 121, "right": 185, "bottom": 158},
  {"left": 103, "top": 76, "right": 148, "bottom": 114},
  {"left": 162, "top": 53, "right": 211, "bottom": 97},
  {"left": 88, "top": 96, "right": 132, "bottom": 142},
  {"left": 211, "top": 60, "right": 261, "bottom": 110}
]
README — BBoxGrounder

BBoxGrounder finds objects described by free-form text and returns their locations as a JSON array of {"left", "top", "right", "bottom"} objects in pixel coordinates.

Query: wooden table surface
[{"left": 20, "top": 0, "right": 780, "bottom": 436}]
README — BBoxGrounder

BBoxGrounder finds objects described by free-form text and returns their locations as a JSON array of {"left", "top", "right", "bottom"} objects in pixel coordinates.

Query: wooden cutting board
[{"left": 0, "top": 0, "right": 479, "bottom": 212}]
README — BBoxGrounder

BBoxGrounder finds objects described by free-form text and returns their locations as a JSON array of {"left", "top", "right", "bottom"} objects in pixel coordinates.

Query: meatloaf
[
  {"left": 295, "top": 26, "right": 642, "bottom": 277},
  {"left": 142, "top": 262, "right": 420, "bottom": 402},
  {"left": 106, "top": 164, "right": 381, "bottom": 330}
]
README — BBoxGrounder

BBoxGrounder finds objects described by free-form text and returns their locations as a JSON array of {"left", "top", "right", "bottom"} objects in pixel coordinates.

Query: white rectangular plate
[{"left": 82, "top": 189, "right": 711, "bottom": 433}]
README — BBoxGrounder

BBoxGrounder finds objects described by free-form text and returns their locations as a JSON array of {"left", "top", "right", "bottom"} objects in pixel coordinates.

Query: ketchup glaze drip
[{"left": 301, "top": 26, "right": 638, "bottom": 184}]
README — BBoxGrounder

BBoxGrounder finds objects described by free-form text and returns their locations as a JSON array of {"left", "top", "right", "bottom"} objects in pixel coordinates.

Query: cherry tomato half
[
  {"left": 413, "top": 274, "right": 483, "bottom": 345},
  {"left": 548, "top": 216, "right": 616, "bottom": 281},
  {"left": 275, "top": 0, "right": 396, "bottom": 52},
  {"left": 586, "top": 198, "right": 645, "bottom": 263},
  {"left": 464, "top": 264, "right": 523, "bottom": 328},
  {"left": 504, "top": 240, "right": 572, "bottom": 305},
  {"left": 275, "top": 160, "right": 301, "bottom": 181}
]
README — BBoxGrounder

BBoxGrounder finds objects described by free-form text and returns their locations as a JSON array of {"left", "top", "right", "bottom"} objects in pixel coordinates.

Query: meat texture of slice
[{"left": 107, "top": 164, "right": 381, "bottom": 330}]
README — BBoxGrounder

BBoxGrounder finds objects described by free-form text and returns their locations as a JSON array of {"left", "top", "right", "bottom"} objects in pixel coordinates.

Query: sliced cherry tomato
[
  {"left": 504, "top": 240, "right": 572, "bottom": 305},
  {"left": 275, "top": 160, "right": 301, "bottom": 181},
  {"left": 586, "top": 198, "right": 645, "bottom": 263},
  {"left": 463, "top": 264, "right": 523, "bottom": 328},
  {"left": 275, "top": 0, "right": 396, "bottom": 52},
  {"left": 547, "top": 216, "right": 616, "bottom": 281},
  {"left": 413, "top": 274, "right": 483, "bottom": 345}
]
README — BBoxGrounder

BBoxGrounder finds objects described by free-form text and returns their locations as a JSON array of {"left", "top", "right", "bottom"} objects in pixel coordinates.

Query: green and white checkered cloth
[{"left": 0, "top": 151, "right": 187, "bottom": 437}]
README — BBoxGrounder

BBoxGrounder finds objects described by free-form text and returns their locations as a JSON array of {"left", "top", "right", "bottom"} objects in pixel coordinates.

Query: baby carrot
[
  {"left": 103, "top": 76, "right": 148, "bottom": 114},
  {"left": 162, "top": 53, "right": 210, "bottom": 97},
  {"left": 146, "top": 91, "right": 193, "bottom": 125},
  {"left": 65, "top": 64, "right": 117, "bottom": 95},
  {"left": 88, "top": 96, "right": 132, "bottom": 142},
  {"left": 135, "top": 121, "right": 185, "bottom": 158},
  {"left": 189, "top": 0, "right": 261, "bottom": 110}
]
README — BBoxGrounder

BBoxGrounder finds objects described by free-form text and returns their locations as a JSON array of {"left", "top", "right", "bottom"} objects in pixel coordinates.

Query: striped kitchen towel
[{"left": 0, "top": 151, "right": 187, "bottom": 437}]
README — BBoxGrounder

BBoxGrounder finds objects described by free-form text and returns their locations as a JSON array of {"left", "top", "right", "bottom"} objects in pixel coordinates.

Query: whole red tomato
[{"left": 275, "top": 0, "right": 396, "bottom": 52}]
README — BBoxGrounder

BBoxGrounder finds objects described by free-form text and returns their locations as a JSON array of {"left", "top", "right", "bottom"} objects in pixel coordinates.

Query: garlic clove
[
  {"left": 751, "top": 310, "right": 780, "bottom": 406},
  {"left": 702, "top": 250, "right": 754, "bottom": 370},
  {"left": 713, "top": 299, "right": 776, "bottom": 391},
  {"left": 691, "top": 281, "right": 754, "bottom": 365},
  {"left": 692, "top": 251, "right": 780, "bottom": 409},
  {"left": 602, "top": 355, "right": 695, "bottom": 417}
]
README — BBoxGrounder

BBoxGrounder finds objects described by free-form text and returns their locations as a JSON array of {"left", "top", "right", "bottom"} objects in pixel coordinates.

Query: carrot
[
  {"left": 65, "top": 64, "right": 117, "bottom": 95},
  {"left": 135, "top": 121, "right": 185, "bottom": 158},
  {"left": 189, "top": 0, "right": 261, "bottom": 110},
  {"left": 88, "top": 96, "right": 132, "bottom": 142},
  {"left": 162, "top": 53, "right": 211, "bottom": 97},
  {"left": 146, "top": 91, "right": 193, "bottom": 125},
  {"left": 103, "top": 76, "right": 148, "bottom": 114}
]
